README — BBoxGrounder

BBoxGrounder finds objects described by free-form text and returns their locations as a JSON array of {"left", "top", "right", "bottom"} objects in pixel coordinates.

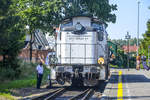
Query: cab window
[{"left": 61, "top": 21, "right": 73, "bottom": 29}]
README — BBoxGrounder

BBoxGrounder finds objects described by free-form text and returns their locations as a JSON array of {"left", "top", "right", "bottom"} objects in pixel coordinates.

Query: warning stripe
[{"left": 117, "top": 71, "right": 123, "bottom": 100}]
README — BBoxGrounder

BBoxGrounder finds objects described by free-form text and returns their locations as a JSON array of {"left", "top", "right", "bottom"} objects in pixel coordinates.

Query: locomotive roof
[{"left": 62, "top": 15, "right": 105, "bottom": 24}]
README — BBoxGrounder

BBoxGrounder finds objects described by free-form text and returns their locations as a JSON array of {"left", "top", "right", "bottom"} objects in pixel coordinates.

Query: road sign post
[{"left": 125, "top": 32, "right": 131, "bottom": 71}]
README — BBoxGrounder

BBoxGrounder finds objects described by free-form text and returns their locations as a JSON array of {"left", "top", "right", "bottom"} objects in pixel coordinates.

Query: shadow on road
[{"left": 108, "top": 72, "right": 150, "bottom": 84}]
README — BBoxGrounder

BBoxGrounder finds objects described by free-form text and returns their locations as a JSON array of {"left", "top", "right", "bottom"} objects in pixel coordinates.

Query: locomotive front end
[{"left": 50, "top": 16, "right": 109, "bottom": 86}]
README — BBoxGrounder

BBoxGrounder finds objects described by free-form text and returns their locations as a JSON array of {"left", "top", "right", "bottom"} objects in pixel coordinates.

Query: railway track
[
  {"left": 22, "top": 78, "right": 106, "bottom": 100},
  {"left": 69, "top": 88, "right": 94, "bottom": 100},
  {"left": 29, "top": 88, "right": 95, "bottom": 100},
  {"left": 31, "top": 88, "right": 66, "bottom": 100},
  {"left": 22, "top": 85, "right": 104, "bottom": 100}
]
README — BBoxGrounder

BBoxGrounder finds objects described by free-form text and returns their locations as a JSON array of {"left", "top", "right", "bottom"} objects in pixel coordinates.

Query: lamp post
[
  {"left": 125, "top": 32, "right": 131, "bottom": 71},
  {"left": 136, "top": 1, "right": 140, "bottom": 66}
]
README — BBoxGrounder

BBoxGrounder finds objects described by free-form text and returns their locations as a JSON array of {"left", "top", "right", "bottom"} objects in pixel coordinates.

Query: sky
[{"left": 107, "top": 0, "right": 150, "bottom": 39}]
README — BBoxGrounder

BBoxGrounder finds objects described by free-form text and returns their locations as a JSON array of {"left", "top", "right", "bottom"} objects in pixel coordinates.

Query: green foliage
[
  {"left": 19, "top": 61, "right": 37, "bottom": 78},
  {"left": 130, "top": 38, "right": 138, "bottom": 46},
  {"left": 111, "top": 38, "right": 139, "bottom": 47},
  {"left": 12, "top": 0, "right": 63, "bottom": 61},
  {"left": 12, "top": 0, "right": 117, "bottom": 35},
  {"left": 0, "top": 62, "right": 50, "bottom": 94},
  {"left": 0, "top": 68, "right": 17, "bottom": 80},
  {"left": 111, "top": 39, "right": 126, "bottom": 47},
  {"left": 0, "top": 0, "right": 12, "bottom": 16},
  {"left": 0, "top": 93, "right": 16, "bottom": 100},
  {"left": 129, "top": 55, "right": 136, "bottom": 68},
  {"left": 140, "top": 20, "right": 150, "bottom": 57},
  {"left": 0, "top": 0, "right": 25, "bottom": 75},
  {"left": 117, "top": 49, "right": 127, "bottom": 68},
  {"left": 0, "top": 0, "right": 117, "bottom": 80},
  {"left": 0, "top": 60, "right": 36, "bottom": 81},
  {"left": 62, "top": 0, "right": 117, "bottom": 24},
  {"left": 13, "top": 0, "right": 63, "bottom": 33},
  {"left": 0, "top": 79, "right": 36, "bottom": 92},
  {"left": 116, "top": 49, "right": 136, "bottom": 68},
  {"left": 109, "top": 64, "right": 119, "bottom": 68}
]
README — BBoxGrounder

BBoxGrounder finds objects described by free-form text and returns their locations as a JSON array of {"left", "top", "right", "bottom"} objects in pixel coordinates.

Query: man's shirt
[{"left": 36, "top": 65, "right": 43, "bottom": 74}]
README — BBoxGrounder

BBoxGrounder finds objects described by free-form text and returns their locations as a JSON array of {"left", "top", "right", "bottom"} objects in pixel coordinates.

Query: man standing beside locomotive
[{"left": 36, "top": 62, "right": 44, "bottom": 89}]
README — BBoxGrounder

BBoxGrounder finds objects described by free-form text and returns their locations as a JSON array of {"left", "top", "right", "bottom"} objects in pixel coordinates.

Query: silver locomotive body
[{"left": 50, "top": 16, "right": 109, "bottom": 86}]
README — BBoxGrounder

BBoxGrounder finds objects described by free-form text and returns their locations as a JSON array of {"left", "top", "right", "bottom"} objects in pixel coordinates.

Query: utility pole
[
  {"left": 136, "top": 1, "right": 140, "bottom": 65},
  {"left": 125, "top": 32, "right": 131, "bottom": 71}
]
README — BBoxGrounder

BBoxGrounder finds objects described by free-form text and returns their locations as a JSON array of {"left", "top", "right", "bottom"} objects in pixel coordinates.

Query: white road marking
[{"left": 125, "top": 72, "right": 131, "bottom": 100}]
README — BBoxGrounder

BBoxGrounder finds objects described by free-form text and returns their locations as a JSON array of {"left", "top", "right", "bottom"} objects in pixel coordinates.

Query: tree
[
  {"left": 117, "top": 49, "right": 127, "bottom": 68},
  {"left": 140, "top": 20, "right": 150, "bottom": 56},
  {"left": 62, "top": 0, "right": 117, "bottom": 24},
  {"left": 13, "top": 0, "right": 63, "bottom": 61},
  {"left": 0, "top": 0, "right": 25, "bottom": 77},
  {"left": 13, "top": 0, "right": 117, "bottom": 61}
]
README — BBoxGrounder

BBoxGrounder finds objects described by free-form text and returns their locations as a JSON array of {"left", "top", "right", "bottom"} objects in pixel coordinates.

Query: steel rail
[
  {"left": 44, "top": 88, "right": 66, "bottom": 100},
  {"left": 69, "top": 89, "right": 89, "bottom": 100},
  {"left": 81, "top": 89, "right": 94, "bottom": 100},
  {"left": 31, "top": 88, "right": 62, "bottom": 100},
  {"left": 69, "top": 88, "right": 94, "bottom": 100}
]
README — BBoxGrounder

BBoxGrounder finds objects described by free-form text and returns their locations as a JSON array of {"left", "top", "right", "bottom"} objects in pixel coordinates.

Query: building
[
  {"left": 19, "top": 30, "right": 54, "bottom": 62},
  {"left": 24, "top": 29, "right": 50, "bottom": 50},
  {"left": 122, "top": 44, "right": 138, "bottom": 53}
]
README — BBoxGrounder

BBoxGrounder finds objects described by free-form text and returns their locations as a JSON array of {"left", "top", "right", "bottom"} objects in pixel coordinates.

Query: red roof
[{"left": 122, "top": 44, "right": 138, "bottom": 53}]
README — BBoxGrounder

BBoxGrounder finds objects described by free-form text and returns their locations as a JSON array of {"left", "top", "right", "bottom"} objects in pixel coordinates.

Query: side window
[
  {"left": 61, "top": 21, "right": 73, "bottom": 29},
  {"left": 91, "top": 23, "right": 103, "bottom": 31},
  {"left": 98, "top": 31, "right": 104, "bottom": 41}
]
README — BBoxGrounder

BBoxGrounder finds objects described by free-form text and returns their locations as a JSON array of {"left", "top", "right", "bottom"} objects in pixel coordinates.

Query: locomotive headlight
[
  {"left": 98, "top": 57, "right": 105, "bottom": 64},
  {"left": 75, "top": 23, "right": 82, "bottom": 31}
]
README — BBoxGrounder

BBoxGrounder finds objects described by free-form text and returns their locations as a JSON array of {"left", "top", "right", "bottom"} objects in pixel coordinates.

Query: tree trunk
[
  {"left": 2, "top": 54, "right": 5, "bottom": 68},
  {"left": 30, "top": 31, "right": 33, "bottom": 62},
  {"left": 30, "top": 41, "right": 32, "bottom": 62}
]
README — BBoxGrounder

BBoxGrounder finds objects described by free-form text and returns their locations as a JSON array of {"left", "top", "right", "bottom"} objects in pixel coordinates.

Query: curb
[{"left": 101, "top": 70, "right": 117, "bottom": 100}]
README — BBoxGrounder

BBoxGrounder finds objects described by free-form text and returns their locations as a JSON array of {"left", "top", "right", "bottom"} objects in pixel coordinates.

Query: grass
[
  {"left": 0, "top": 93, "right": 16, "bottom": 100},
  {"left": 109, "top": 64, "right": 119, "bottom": 68},
  {"left": 0, "top": 79, "right": 36, "bottom": 92},
  {"left": 0, "top": 62, "right": 50, "bottom": 99}
]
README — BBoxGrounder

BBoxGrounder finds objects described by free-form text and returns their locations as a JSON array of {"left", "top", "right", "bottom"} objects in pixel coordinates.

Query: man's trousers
[{"left": 37, "top": 73, "right": 43, "bottom": 89}]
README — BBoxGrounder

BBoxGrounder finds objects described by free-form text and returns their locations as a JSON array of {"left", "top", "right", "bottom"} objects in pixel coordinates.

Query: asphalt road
[{"left": 102, "top": 68, "right": 150, "bottom": 100}]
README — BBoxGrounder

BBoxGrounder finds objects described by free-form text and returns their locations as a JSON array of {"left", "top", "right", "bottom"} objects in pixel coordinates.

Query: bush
[
  {"left": 0, "top": 58, "right": 23, "bottom": 81},
  {"left": 129, "top": 56, "right": 136, "bottom": 68},
  {"left": 0, "top": 68, "right": 17, "bottom": 81},
  {"left": 0, "top": 61, "right": 50, "bottom": 94},
  {"left": 19, "top": 61, "right": 37, "bottom": 79},
  {"left": 0, "top": 58, "right": 23, "bottom": 80}
]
